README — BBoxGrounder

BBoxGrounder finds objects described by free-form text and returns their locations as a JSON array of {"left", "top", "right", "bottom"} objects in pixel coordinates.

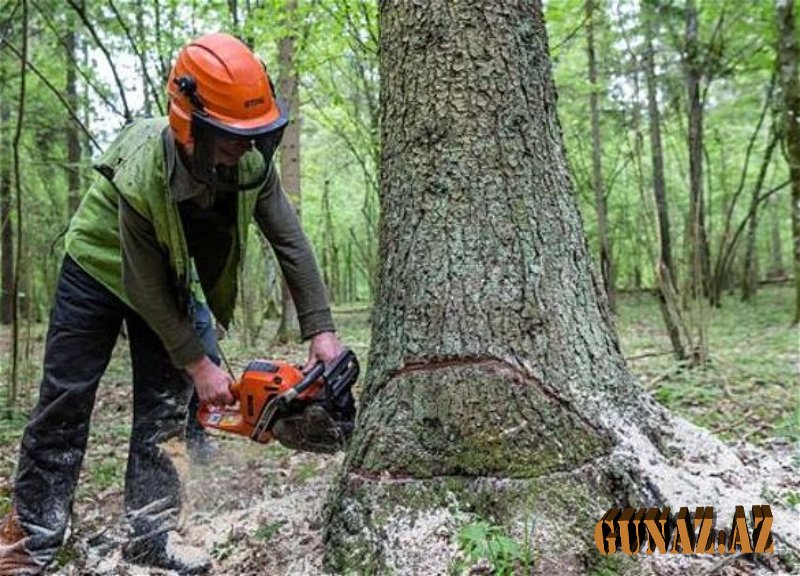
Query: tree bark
[
  {"left": 323, "top": 2, "right": 799, "bottom": 572},
  {"left": 274, "top": 0, "right": 301, "bottom": 343},
  {"left": 585, "top": 0, "right": 614, "bottom": 310},
  {"left": 776, "top": 0, "right": 800, "bottom": 324}
]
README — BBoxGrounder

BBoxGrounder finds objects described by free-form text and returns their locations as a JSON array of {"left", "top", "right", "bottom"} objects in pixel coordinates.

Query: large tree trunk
[
  {"left": 776, "top": 0, "right": 800, "bottom": 324},
  {"left": 585, "top": 0, "right": 614, "bottom": 310},
  {"left": 323, "top": 2, "right": 799, "bottom": 572},
  {"left": 274, "top": 0, "right": 301, "bottom": 344}
]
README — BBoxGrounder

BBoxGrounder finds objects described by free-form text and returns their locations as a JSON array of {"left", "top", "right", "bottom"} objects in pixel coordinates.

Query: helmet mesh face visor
[{"left": 190, "top": 110, "right": 287, "bottom": 192}]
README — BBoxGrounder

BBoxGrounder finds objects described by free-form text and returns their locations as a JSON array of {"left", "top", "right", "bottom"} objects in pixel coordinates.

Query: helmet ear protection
[{"left": 173, "top": 75, "right": 206, "bottom": 113}]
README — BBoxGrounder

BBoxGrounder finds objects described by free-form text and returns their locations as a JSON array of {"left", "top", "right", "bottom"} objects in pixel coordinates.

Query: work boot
[
  {"left": 0, "top": 509, "right": 44, "bottom": 576},
  {"left": 122, "top": 531, "right": 211, "bottom": 575}
]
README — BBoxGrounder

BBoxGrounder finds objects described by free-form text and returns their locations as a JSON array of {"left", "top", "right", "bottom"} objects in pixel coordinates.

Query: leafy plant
[
  {"left": 293, "top": 461, "right": 318, "bottom": 484},
  {"left": 590, "top": 555, "right": 625, "bottom": 576},
  {"left": 210, "top": 527, "right": 247, "bottom": 561},
  {"left": 53, "top": 544, "right": 79, "bottom": 568},
  {"left": 454, "top": 519, "right": 533, "bottom": 576},
  {"left": 89, "top": 456, "right": 125, "bottom": 491},
  {"left": 210, "top": 539, "right": 235, "bottom": 562},
  {"left": 254, "top": 519, "right": 286, "bottom": 542}
]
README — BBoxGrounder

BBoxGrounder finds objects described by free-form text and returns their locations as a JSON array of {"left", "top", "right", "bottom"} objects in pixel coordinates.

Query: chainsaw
[{"left": 197, "top": 349, "right": 359, "bottom": 453}]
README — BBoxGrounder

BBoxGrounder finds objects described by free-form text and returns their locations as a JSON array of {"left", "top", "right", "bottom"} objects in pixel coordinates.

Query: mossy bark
[{"left": 323, "top": 2, "right": 800, "bottom": 574}]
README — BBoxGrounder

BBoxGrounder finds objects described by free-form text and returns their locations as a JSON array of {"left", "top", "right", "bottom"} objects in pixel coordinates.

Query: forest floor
[{"left": 0, "top": 285, "right": 796, "bottom": 575}]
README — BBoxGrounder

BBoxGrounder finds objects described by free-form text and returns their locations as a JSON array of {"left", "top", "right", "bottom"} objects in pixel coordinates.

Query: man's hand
[
  {"left": 186, "top": 356, "right": 235, "bottom": 406},
  {"left": 304, "top": 331, "right": 344, "bottom": 371}
]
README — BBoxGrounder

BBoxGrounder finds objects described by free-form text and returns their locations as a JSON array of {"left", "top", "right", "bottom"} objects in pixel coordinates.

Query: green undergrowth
[{"left": 616, "top": 285, "right": 797, "bottom": 443}]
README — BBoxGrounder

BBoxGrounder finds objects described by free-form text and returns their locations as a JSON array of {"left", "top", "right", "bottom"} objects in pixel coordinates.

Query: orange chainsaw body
[{"left": 197, "top": 360, "right": 324, "bottom": 443}]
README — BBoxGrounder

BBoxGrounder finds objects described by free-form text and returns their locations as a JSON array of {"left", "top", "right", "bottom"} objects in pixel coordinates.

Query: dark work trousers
[{"left": 13, "top": 255, "right": 215, "bottom": 566}]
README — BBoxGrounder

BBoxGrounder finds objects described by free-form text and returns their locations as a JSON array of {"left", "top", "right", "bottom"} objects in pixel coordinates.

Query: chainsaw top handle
[{"left": 282, "top": 361, "right": 326, "bottom": 403}]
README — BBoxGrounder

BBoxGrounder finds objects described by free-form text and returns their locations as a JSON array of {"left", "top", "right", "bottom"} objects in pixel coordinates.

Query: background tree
[
  {"left": 0, "top": 66, "right": 12, "bottom": 326},
  {"left": 776, "top": 0, "right": 800, "bottom": 324},
  {"left": 323, "top": 1, "right": 799, "bottom": 572},
  {"left": 586, "top": 0, "right": 615, "bottom": 309},
  {"left": 0, "top": 1, "right": 796, "bottom": 572},
  {"left": 642, "top": 0, "right": 690, "bottom": 360},
  {"left": 9, "top": 0, "right": 28, "bottom": 410},
  {"left": 65, "top": 3, "right": 82, "bottom": 215},
  {"left": 274, "top": 0, "right": 302, "bottom": 343}
]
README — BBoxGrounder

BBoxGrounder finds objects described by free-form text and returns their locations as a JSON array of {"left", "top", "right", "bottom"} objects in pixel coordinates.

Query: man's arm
[
  {"left": 119, "top": 198, "right": 233, "bottom": 405},
  {"left": 253, "top": 165, "right": 336, "bottom": 339}
]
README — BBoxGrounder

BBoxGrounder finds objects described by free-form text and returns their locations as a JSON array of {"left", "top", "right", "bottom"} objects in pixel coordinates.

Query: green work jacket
[{"left": 65, "top": 118, "right": 333, "bottom": 366}]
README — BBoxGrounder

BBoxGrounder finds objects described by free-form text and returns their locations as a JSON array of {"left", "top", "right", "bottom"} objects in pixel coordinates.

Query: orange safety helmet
[{"left": 167, "top": 32, "right": 288, "bottom": 190}]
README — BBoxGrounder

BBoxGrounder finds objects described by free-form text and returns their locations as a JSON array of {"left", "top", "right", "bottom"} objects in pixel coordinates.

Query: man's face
[{"left": 214, "top": 136, "right": 253, "bottom": 166}]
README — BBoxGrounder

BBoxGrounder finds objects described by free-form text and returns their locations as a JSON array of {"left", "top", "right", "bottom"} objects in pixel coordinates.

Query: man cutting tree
[{"left": 0, "top": 32, "right": 353, "bottom": 575}]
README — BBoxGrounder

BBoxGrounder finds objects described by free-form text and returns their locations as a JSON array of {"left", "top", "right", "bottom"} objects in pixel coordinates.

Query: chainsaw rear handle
[{"left": 229, "top": 377, "right": 242, "bottom": 400}]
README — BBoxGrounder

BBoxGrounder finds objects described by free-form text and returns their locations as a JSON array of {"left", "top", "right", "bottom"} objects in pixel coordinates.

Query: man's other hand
[
  {"left": 186, "top": 356, "right": 235, "bottom": 406},
  {"left": 304, "top": 331, "right": 344, "bottom": 372}
]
